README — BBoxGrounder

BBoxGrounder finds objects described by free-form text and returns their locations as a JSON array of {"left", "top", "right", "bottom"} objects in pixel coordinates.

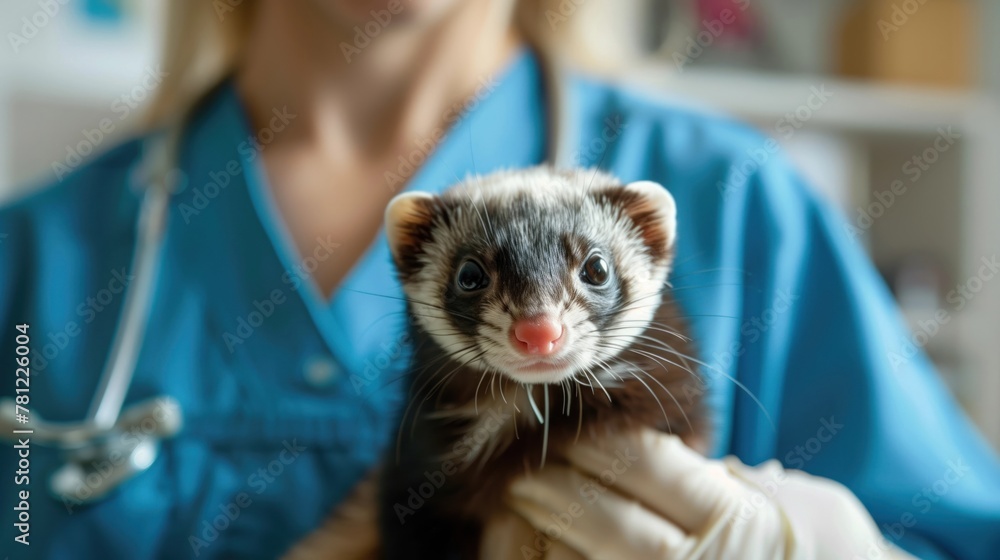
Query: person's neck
[{"left": 235, "top": 0, "right": 521, "bottom": 164}]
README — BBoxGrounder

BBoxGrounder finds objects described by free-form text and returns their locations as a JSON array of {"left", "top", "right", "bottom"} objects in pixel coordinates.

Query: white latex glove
[{"left": 482, "top": 429, "right": 917, "bottom": 560}]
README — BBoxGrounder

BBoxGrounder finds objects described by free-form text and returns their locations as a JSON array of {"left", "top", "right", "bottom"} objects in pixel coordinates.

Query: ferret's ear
[
  {"left": 618, "top": 180, "right": 677, "bottom": 258},
  {"left": 384, "top": 191, "right": 438, "bottom": 265}
]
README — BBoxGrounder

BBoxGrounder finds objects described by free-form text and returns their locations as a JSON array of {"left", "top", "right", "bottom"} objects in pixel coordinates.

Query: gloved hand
[{"left": 481, "top": 429, "right": 916, "bottom": 560}]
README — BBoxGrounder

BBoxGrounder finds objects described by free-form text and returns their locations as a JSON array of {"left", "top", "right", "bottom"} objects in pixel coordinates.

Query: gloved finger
[
  {"left": 481, "top": 507, "right": 585, "bottom": 560},
  {"left": 508, "top": 466, "right": 691, "bottom": 560},
  {"left": 480, "top": 507, "right": 539, "bottom": 560},
  {"left": 564, "top": 429, "right": 747, "bottom": 534},
  {"left": 724, "top": 460, "right": 893, "bottom": 558}
]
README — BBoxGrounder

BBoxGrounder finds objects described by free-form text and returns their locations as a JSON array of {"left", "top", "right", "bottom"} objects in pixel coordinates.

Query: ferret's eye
[
  {"left": 456, "top": 260, "right": 489, "bottom": 292},
  {"left": 581, "top": 254, "right": 610, "bottom": 286}
]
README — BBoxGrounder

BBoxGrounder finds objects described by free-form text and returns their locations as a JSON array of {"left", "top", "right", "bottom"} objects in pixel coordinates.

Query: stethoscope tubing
[{"left": 86, "top": 129, "right": 178, "bottom": 430}]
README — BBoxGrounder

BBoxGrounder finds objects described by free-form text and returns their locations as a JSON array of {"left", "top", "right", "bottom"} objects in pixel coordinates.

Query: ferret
[{"left": 379, "top": 167, "right": 708, "bottom": 559}]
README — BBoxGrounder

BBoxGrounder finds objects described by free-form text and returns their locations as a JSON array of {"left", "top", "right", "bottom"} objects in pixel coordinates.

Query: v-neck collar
[{"left": 174, "top": 47, "right": 548, "bottom": 381}]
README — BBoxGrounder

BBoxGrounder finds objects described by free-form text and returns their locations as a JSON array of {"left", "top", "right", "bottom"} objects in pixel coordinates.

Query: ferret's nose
[{"left": 511, "top": 316, "right": 564, "bottom": 355}]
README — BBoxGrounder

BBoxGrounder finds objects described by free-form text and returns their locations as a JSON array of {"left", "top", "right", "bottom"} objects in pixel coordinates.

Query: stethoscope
[
  {"left": 0, "top": 47, "right": 574, "bottom": 505},
  {"left": 0, "top": 126, "right": 185, "bottom": 505}
]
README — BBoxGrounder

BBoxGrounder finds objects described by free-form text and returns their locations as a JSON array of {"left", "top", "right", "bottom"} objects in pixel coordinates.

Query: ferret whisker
[
  {"left": 572, "top": 374, "right": 596, "bottom": 393},
  {"left": 607, "top": 290, "right": 666, "bottom": 310},
  {"left": 358, "top": 312, "right": 409, "bottom": 337},
  {"left": 621, "top": 347, "right": 695, "bottom": 434},
  {"left": 622, "top": 337, "right": 701, "bottom": 378},
  {"left": 619, "top": 363, "right": 671, "bottom": 430},
  {"left": 508, "top": 379, "right": 519, "bottom": 413},
  {"left": 412, "top": 348, "right": 491, "bottom": 436},
  {"left": 592, "top": 356, "right": 624, "bottom": 384},
  {"left": 430, "top": 369, "right": 463, "bottom": 410},
  {"left": 473, "top": 367, "right": 490, "bottom": 415},
  {"left": 663, "top": 283, "right": 743, "bottom": 293},
  {"left": 631, "top": 341, "right": 774, "bottom": 431},
  {"left": 575, "top": 381, "right": 584, "bottom": 444},
  {"left": 590, "top": 367, "right": 614, "bottom": 401},
  {"left": 419, "top": 328, "right": 467, "bottom": 338},
  {"left": 598, "top": 338, "right": 698, "bottom": 382},
  {"left": 666, "top": 267, "right": 749, "bottom": 280},
  {"left": 609, "top": 319, "right": 693, "bottom": 337},
  {"left": 595, "top": 357, "right": 674, "bottom": 435},
  {"left": 342, "top": 288, "right": 480, "bottom": 322},
  {"left": 541, "top": 384, "right": 551, "bottom": 468},
  {"left": 396, "top": 345, "right": 475, "bottom": 438},
  {"left": 497, "top": 375, "right": 510, "bottom": 404},
  {"left": 399, "top": 345, "right": 482, "bottom": 452},
  {"left": 582, "top": 368, "right": 612, "bottom": 403},
  {"left": 526, "top": 386, "right": 544, "bottom": 425},
  {"left": 603, "top": 323, "right": 691, "bottom": 342},
  {"left": 409, "top": 342, "right": 480, "bottom": 376},
  {"left": 564, "top": 378, "right": 575, "bottom": 415}
]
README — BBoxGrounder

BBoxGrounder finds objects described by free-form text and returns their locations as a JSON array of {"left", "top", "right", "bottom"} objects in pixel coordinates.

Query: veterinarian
[{"left": 1, "top": 0, "right": 997, "bottom": 558}]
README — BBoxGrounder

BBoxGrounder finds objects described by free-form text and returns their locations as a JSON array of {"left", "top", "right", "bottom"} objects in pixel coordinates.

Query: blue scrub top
[{"left": 2, "top": 49, "right": 998, "bottom": 560}]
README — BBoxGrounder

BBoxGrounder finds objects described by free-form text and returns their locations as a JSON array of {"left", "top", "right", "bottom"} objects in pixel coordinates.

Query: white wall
[{"left": 0, "top": 0, "right": 163, "bottom": 200}]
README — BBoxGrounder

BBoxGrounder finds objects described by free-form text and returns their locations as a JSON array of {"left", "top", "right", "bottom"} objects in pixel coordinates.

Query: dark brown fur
[{"left": 380, "top": 293, "right": 706, "bottom": 559}]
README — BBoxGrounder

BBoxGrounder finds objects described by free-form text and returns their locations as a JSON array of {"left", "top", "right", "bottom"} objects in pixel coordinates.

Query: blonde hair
[
  {"left": 144, "top": 0, "right": 257, "bottom": 127},
  {"left": 143, "top": 0, "right": 650, "bottom": 128}
]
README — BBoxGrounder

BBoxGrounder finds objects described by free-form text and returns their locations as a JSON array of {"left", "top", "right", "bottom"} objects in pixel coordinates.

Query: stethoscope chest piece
[{"left": 1, "top": 396, "right": 182, "bottom": 505}]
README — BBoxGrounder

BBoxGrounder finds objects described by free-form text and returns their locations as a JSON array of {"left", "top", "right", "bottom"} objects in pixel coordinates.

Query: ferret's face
[{"left": 385, "top": 169, "right": 677, "bottom": 386}]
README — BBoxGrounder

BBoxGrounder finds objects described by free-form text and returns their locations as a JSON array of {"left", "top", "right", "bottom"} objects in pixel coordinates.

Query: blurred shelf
[
  {"left": 628, "top": 64, "right": 996, "bottom": 137},
  {"left": 0, "top": 27, "right": 160, "bottom": 105},
  {"left": 0, "top": 0, "right": 163, "bottom": 105}
]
